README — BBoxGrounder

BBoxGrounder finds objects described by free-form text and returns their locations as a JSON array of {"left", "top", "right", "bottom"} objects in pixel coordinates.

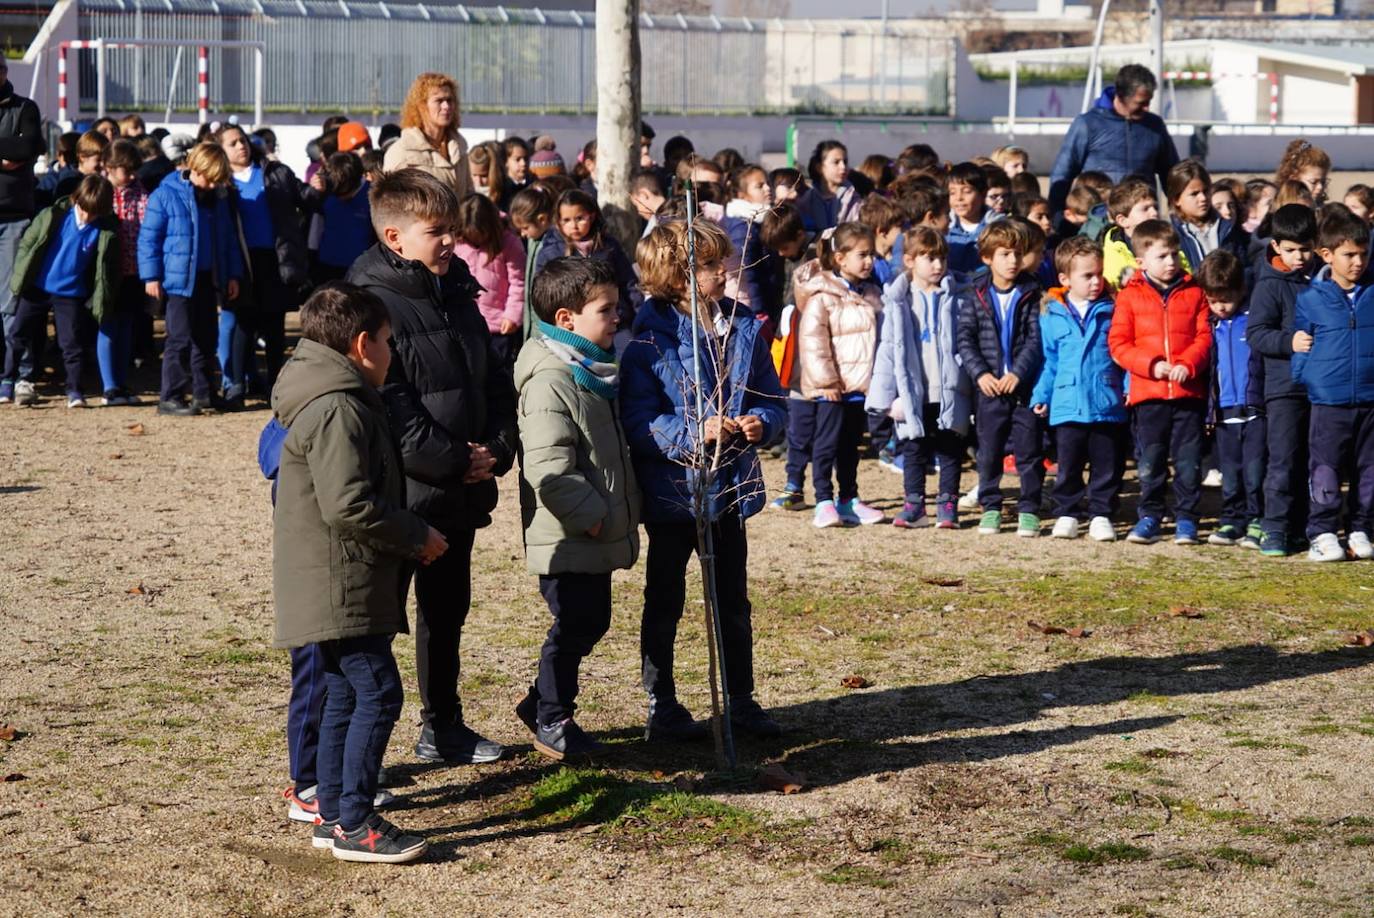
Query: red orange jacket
[{"left": 1108, "top": 271, "right": 1212, "bottom": 404}]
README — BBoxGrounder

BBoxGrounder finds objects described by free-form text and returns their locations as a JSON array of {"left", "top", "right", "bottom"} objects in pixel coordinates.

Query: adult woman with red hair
[{"left": 383, "top": 72, "right": 472, "bottom": 198}]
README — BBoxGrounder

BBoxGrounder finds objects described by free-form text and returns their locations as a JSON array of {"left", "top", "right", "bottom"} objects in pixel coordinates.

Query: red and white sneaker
[{"left": 287, "top": 784, "right": 396, "bottom": 822}]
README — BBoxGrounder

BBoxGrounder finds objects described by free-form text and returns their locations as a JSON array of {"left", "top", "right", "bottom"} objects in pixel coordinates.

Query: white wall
[{"left": 1267, "top": 59, "right": 1354, "bottom": 126}]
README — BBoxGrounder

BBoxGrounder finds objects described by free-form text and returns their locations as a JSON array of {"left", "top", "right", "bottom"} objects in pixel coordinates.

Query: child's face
[
  {"left": 73, "top": 203, "right": 91, "bottom": 226},
  {"left": 1299, "top": 167, "right": 1329, "bottom": 204},
  {"left": 923, "top": 207, "right": 950, "bottom": 235},
  {"left": 352, "top": 322, "right": 392, "bottom": 387},
  {"left": 948, "top": 181, "right": 983, "bottom": 221},
  {"left": 1174, "top": 178, "right": 1210, "bottom": 223},
  {"left": 1002, "top": 155, "right": 1027, "bottom": 177},
  {"left": 985, "top": 246, "right": 1021, "bottom": 286},
  {"left": 78, "top": 154, "right": 101, "bottom": 176},
  {"left": 506, "top": 148, "right": 528, "bottom": 183},
  {"left": 695, "top": 257, "right": 727, "bottom": 300},
  {"left": 740, "top": 170, "right": 771, "bottom": 206},
  {"left": 1274, "top": 239, "right": 1312, "bottom": 272},
  {"left": 819, "top": 149, "right": 848, "bottom": 190},
  {"left": 469, "top": 161, "right": 489, "bottom": 194},
  {"left": 222, "top": 130, "right": 252, "bottom": 169},
  {"left": 1062, "top": 208, "right": 1087, "bottom": 227},
  {"left": 906, "top": 250, "right": 945, "bottom": 289},
  {"left": 512, "top": 213, "right": 551, "bottom": 241},
  {"left": 1027, "top": 203, "right": 1052, "bottom": 235},
  {"left": 1211, "top": 189, "right": 1237, "bottom": 223},
  {"left": 775, "top": 236, "right": 805, "bottom": 260},
  {"left": 1137, "top": 240, "right": 1181, "bottom": 284},
  {"left": 559, "top": 204, "right": 593, "bottom": 243},
  {"left": 836, "top": 239, "right": 874, "bottom": 283},
  {"left": 1206, "top": 296, "right": 1239, "bottom": 320},
  {"left": 985, "top": 186, "right": 1007, "bottom": 215},
  {"left": 106, "top": 165, "right": 133, "bottom": 188},
  {"left": 1320, "top": 239, "right": 1367, "bottom": 288},
  {"left": 772, "top": 181, "right": 798, "bottom": 205},
  {"left": 1252, "top": 186, "right": 1276, "bottom": 222},
  {"left": 559, "top": 283, "right": 619, "bottom": 350},
  {"left": 387, "top": 217, "right": 456, "bottom": 276},
  {"left": 1344, "top": 193, "right": 1370, "bottom": 222},
  {"left": 874, "top": 224, "right": 900, "bottom": 259},
  {"left": 1115, "top": 199, "right": 1159, "bottom": 233},
  {"left": 1060, "top": 253, "right": 1104, "bottom": 303}
]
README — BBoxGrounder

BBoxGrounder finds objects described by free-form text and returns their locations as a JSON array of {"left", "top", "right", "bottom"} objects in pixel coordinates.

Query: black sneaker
[
  {"left": 515, "top": 686, "right": 538, "bottom": 735},
  {"left": 730, "top": 697, "right": 783, "bottom": 738},
  {"left": 414, "top": 722, "right": 505, "bottom": 764},
  {"left": 157, "top": 398, "right": 200, "bottom": 417},
  {"left": 312, "top": 816, "right": 339, "bottom": 849},
  {"left": 645, "top": 697, "right": 709, "bottom": 743},
  {"left": 330, "top": 813, "right": 426, "bottom": 864},
  {"left": 533, "top": 718, "right": 604, "bottom": 762},
  {"left": 191, "top": 394, "right": 227, "bottom": 414}
]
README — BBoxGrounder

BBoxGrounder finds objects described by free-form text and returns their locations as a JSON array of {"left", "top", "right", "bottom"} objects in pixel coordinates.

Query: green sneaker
[
  {"left": 978, "top": 510, "right": 1002, "bottom": 535},
  {"left": 1016, "top": 512, "right": 1040, "bottom": 538}
]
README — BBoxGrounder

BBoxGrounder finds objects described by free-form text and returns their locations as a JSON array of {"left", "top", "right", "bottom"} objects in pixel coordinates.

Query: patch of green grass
[
  {"left": 1162, "top": 855, "right": 1203, "bottom": 871},
  {"left": 198, "top": 647, "right": 271, "bottom": 667},
  {"left": 1298, "top": 723, "right": 1342, "bottom": 736},
  {"left": 1024, "top": 830, "right": 1073, "bottom": 848},
  {"left": 817, "top": 864, "right": 894, "bottom": 888},
  {"left": 1345, "top": 835, "right": 1374, "bottom": 847},
  {"left": 1104, "top": 757, "right": 1154, "bottom": 775},
  {"left": 1211, "top": 845, "right": 1275, "bottom": 868},
  {"left": 1125, "top": 691, "right": 1170, "bottom": 705},
  {"left": 1342, "top": 816, "right": 1374, "bottom": 828},
  {"left": 48, "top": 576, "right": 71, "bottom": 587},
  {"left": 1228, "top": 738, "right": 1311, "bottom": 755},
  {"left": 1062, "top": 842, "right": 1151, "bottom": 865}
]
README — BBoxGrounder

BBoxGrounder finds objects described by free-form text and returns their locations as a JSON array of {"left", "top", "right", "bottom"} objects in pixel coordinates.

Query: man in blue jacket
[{"left": 1048, "top": 64, "right": 1179, "bottom": 220}]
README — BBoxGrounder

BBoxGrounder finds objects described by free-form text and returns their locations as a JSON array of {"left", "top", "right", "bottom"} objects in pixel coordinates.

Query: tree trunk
[{"left": 596, "top": 0, "right": 642, "bottom": 251}]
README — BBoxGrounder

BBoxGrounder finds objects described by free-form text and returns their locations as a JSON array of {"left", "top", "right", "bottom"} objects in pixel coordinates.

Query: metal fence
[{"left": 72, "top": 2, "right": 953, "bottom": 116}]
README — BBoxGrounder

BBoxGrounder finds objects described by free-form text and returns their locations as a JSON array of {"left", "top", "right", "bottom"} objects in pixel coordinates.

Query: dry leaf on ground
[
  {"left": 1027, "top": 620, "right": 1091, "bottom": 637},
  {"left": 1169, "top": 605, "right": 1205, "bottom": 619},
  {"left": 841, "top": 675, "right": 869, "bottom": 689},
  {"left": 758, "top": 764, "right": 805, "bottom": 795},
  {"left": 126, "top": 423, "right": 145, "bottom": 436},
  {"left": 0, "top": 724, "right": 16, "bottom": 742},
  {"left": 3, "top": 773, "right": 26, "bottom": 782},
  {"left": 922, "top": 576, "right": 964, "bottom": 587},
  {"left": 1347, "top": 630, "right": 1374, "bottom": 647}
]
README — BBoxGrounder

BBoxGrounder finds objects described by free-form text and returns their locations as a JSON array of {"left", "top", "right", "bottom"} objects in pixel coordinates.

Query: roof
[{"left": 971, "top": 37, "right": 1374, "bottom": 77}]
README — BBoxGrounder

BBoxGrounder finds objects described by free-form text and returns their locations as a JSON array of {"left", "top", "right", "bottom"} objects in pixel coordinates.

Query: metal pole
[
  {"left": 1149, "top": 0, "right": 1165, "bottom": 111},
  {"left": 197, "top": 46, "right": 208, "bottom": 125},
  {"left": 1082, "top": 0, "right": 1111, "bottom": 113},
  {"left": 1008, "top": 54, "right": 1017, "bottom": 136},
  {"left": 878, "top": 0, "right": 887, "bottom": 106},
  {"left": 165, "top": 45, "right": 183, "bottom": 123},
  {"left": 57, "top": 43, "right": 66, "bottom": 125},
  {"left": 254, "top": 47, "right": 264, "bottom": 128},
  {"left": 96, "top": 39, "right": 107, "bottom": 119}
]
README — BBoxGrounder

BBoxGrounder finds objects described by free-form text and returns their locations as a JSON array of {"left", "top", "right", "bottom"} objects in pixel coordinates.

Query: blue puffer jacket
[
  {"left": 1047, "top": 87, "right": 1180, "bottom": 215},
  {"left": 865, "top": 272, "right": 972, "bottom": 440},
  {"left": 1292, "top": 268, "right": 1374, "bottom": 407},
  {"left": 620, "top": 296, "right": 785, "bottom": 524},
  {"left": 946, "top": 209, "right": 993, "bottom": 280},
  {"left": 137, "top": 172, "right": 243, "bottom": 297},
  {"left": 1030, "top": 288, "right": 1126, "bottom": 425},
  {"left": 1212, "top": 310, "right": 1258, "bottom": 410}
]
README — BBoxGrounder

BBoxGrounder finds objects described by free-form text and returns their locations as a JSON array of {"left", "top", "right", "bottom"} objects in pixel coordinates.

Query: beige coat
[
  {"left": 382, "top": 126, "right": 472, "bottom": 199},
  {"left": 798, "top": 269, "right": 882, "bottom": 398}
]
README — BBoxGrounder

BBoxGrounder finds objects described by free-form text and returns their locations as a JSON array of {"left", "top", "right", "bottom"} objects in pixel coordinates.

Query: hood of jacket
[
  {"left": 631, "top": 294, "right": 749, "bottom": 340},
  {"left": 1255, "top": 255, "right": 1311, "bottom": 290},
  {"left": 1042, "top": 285, "right": 1114, "bottom": 318},
  {"left": 272, "top": 338, "right": 379, "bottom": 428}
]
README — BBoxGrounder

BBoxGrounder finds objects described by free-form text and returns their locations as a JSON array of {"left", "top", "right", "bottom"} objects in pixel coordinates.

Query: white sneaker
[
  {"left": 1349, "top": 531, "right": 1374, "bottom": 560},
  {"left": 289, "top": 784, "right": 397, "bottom": 823},
  {"left": 1202, "top": 468, "right": 1223, "bottom": 488},
  {"left": 1308, "top": 532, "right": 1346, "bottom": 563},
  {"left": 1051, "top": 516, "right": 1080, "bottom": 539},
  {"left": 14, "top": 380, "right": 36, "bottom": 407},
  {"left": 66, "top": 395, "right": 87, "bottom": 409},
  {"left": 958, "top": 487, "right": 980, "bottom": 511},
  {"left": 1088, "top": 516, "right": 1117, "bottom": 542}
]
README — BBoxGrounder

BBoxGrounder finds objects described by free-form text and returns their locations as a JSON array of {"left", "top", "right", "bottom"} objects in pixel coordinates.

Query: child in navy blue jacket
[
  {"left": 533, "top": 189, "right": 641, "bottom": 341},
  {"left": 946, "top": 162, "right": 995, "bottom": 280},
  {"left": 139, "top": 142, "right": 244, "bottom": 416},
  {"left": 1198, "top": 250, "right": 1266, "bottom": 550},
  {"left": 957, "top": 220, "right": 1044, "bottom": 537},
  {"left": 1030, "top": 236, "right": 1126, "bottom": 542},
  {"left": 314, "top": 152, "right": 374, "bottom": 284},
  {"left": 1292, "top": 207, "right": 1374, "bottom": 562},
  {"left": 621, "top": 218, "right": 785, "bottom": 742}
]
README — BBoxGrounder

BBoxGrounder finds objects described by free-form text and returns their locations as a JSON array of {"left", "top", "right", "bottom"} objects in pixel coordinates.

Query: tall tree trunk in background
[{"left": 596, "top": 0, "right": 642, "bottom": 251}]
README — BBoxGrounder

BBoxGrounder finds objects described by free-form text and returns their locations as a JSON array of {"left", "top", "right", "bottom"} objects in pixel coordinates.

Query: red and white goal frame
[{"left": 1163, "top": 70, "right": 1279, "bottom": 126}]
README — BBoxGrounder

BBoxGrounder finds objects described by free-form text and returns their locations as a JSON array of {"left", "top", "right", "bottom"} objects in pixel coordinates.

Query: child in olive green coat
[{"left": 513, "top": 256, "right": 640, "bottom": 762}]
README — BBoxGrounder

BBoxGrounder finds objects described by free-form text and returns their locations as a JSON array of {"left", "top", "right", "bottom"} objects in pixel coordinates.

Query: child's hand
[
  {"left": 463, "top": 443, "right": 496, "bottom": 482},
  {"left": 227, "top": 279, "right": 240, "bottom": 301},
  {"left": 309, "top": 172, "right": 326, "bottom": 192},
  {"left": 1032, "top": 403, "right": 1048, "bottom": 417},
  {"left": 735, "top": 414, "right": 764, "bottom": 443},
  {"left": 976, "top": 373, "right": 1001, "bottom": 398},
  {"left": 419, "top": 526, "right": 448, "bottom": 564},
  {"left": 498, "top": 318, "right": 518, "bottom": 336},
  {"left": 818, "top": 388, "right": 842, "bottom": 402},
  {"left": 1292, "top": 330, "right": 1313, "bottom": 354},
  {"left": 144, "top": 280, "right": 163, "bottom": 301},
  {"left": 1168, "top": 364, "right": 1191, "bottom": 383},
  {"left": 586, "top": 519, "right": 603, "bottom": 538},
  {"left": 702, "top": 416, "right": 740, "bottom": 443},
  {"left": 889, "top": 397, "right": 906, "bottom": 423},
  {"left": 999, "top": 373, "right": 1020, "bottom": 395},
  {"left": 1151, "top": 360, "right": 1172, "bottom": 380}
]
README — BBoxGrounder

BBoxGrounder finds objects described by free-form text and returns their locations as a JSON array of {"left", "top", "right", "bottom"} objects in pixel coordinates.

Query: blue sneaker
[
  {"left": 0, "top": 380, "right": 12, "bottom": 404},
  {"left": 1127, "top": 517, "right": 1162, "bottom": 544},
  {"left": 1259, "top": 532, "right": 1288, "bottom": 557},
  {"left": 878, "top": 449, "right": 904, "bottom": 474},
  {"left": 1174, "top": 519, "right": 1200, "bottom": 545}
]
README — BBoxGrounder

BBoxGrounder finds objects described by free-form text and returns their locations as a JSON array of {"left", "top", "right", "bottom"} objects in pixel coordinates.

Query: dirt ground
[{"left": 2, "top": 364, "right": 1374, "bottom": 918}]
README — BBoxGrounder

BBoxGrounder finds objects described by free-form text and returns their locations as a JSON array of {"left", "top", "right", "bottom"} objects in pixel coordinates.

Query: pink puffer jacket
[
  {"left": 454, "top": 230, "right": 526, "bottom": 334},
  {"left": 798, "top": 269, "right": 882, "bottom": 398}
]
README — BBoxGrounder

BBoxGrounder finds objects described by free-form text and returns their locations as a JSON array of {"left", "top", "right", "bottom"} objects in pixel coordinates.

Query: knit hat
[
  {"left": 530, "top": 149, "right": 566, "bottom": 179},
  {"left": 336, "top": 122, "right": 372, "bottom": 153},
  {"left": 161, "top": 133, "right": 196, "bottom": 163}
]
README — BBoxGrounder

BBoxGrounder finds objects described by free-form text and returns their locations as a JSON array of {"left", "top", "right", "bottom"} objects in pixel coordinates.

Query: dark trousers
[
  {"left": 11, "top": 295, "right": 90, "bottom": 394},
  {"left": 1216, "top": 416, "right": 1267, "bottom": 529},
  {"left": 1052, "top": 421, "right": 1127, "bottom": 519},
  {"left": 811, "top": 400, "right": 865, "bottom": 503},
  {"left": 1132, "top": 398, "right": 1205, "bottom": 523},
  {"left": 223, "top": 249, "right": 288, "bottom": 397},
  {"left": 1263, "top": 397, "right": 1310, "bottom": 539},
  {"left": 974, "top": 393, "right": 1045, "bottom": 513},
  {"left": 490, "top": 331, "right": 521, "bottom": 377},
  {"left": 287, "top": 643, "right": 328, "bottom": 791},
  {"left": 867, "top": 411, "right": 895, "bottom": 455},
  {"left": 1307, "top": 404, "right": 1374, "bottom": 537},
  {"left": 899, "top": 403, "right": 964, "bottom": 504},
  {"left": 535, "top": 571, "right": 612, "bottom": 726},
  {"left": 642, "top": 515, "right": 755, "bottom": 703},
  {"left": 783, "top": 397, "right": 816, "bottom": 492},
  {"left": 160, "top": 275, "right": 219, "bottom": 402},
  {"left": 315, "top": 633, "right": 403, "bottom": 829},
  {"left": 411, "top": 525, "right": 476, "bottom": 728}
]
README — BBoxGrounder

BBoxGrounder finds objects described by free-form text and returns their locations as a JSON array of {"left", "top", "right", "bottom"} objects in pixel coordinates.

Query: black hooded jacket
[{"left": 0, "top": 81, "right": 43, "bottom": 221}]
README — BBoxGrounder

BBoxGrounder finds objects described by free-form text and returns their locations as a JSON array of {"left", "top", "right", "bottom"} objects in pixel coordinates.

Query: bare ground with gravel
[{"left": 2, "top": 389, "right": 1374, "bottom": 918}]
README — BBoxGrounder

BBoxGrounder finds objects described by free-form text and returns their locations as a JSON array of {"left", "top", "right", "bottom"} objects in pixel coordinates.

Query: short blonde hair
[
  {"left": 184, "top": 142, "right": 230, "bottom": 185},
  {"left": 636, "top": 219, "right": 733, "bottom": 301},
  {"left": 400, "top": 72, "right": 460, "bottom": 133}
]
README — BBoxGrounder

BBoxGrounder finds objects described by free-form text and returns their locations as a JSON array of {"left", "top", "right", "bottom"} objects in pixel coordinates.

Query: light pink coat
[{"left": 454, "top": 230, "right": 526, "bottom": 334}]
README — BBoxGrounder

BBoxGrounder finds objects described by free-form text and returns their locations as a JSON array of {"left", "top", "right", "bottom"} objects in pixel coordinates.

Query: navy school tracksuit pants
[
  {"left": 1307, "top": 403, "right": 1374, "bottom": 538},
  {"left": 1050, "top": 421, "right": 1127, "bottom": 520},
  {"left": 1215, "top": 411, "right": 1266, "bottom": 531},
  {"left": 1263, "top": 397, "right": 1310, "bottom": 540},
  {"left": 1132, "top": 397, "right": 1205, "bottom": 523},
  {"left": 974, "top": 393, "right": 1045, "bottom": 514}
]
